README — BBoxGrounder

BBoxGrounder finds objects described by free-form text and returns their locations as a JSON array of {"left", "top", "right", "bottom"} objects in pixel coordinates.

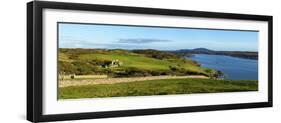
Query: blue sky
[{"left": 59, "top": 23, "right": 258, "bottom": 51}]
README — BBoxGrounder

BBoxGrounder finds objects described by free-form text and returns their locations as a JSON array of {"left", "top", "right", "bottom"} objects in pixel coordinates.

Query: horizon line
[{"left": 58, "top": 47, "right": 258, "bottom": 52}]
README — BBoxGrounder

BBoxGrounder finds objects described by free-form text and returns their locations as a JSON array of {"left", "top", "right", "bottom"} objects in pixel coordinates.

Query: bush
[
  {"left": 58, "top": 61, "right": 77, "bottom": 74},
  {"left": 150, "top": 71, "right": 161, "bottom": 76},
  {"left": 72, "top": 61, "right": 105, "bottom": 75},
  {"left": 112, "top": 67, "right": 152, "bottom": 77}
]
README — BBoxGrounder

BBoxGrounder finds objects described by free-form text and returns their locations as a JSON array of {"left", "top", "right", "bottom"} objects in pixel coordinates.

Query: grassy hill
[
  {"left": 59, "top": 78, "right": 258, "bottom": 99},
  {"left": 58, "top": 48, "right": 257, "bottom": 99},
  {"left": 59, "top": 48, "right": 220, "bottom": 78}
]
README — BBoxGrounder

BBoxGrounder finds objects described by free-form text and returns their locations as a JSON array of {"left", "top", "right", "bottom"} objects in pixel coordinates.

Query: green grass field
[
  {"left": 59, "top": 78, "right": 258, "bottom": 99},
  {"left": 58, "top": 49, "right": 257, "bottom": 99},
  {"left": 79, "top": 52, "right": 203, "bottom": 72},
  {"left": 58, "top": 49, "right": 217, "bottom": 77}
]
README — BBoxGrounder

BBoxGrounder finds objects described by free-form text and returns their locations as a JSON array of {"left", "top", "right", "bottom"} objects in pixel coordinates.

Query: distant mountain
[
  {"left": 190, "top": 48, "right": 215, "bottom": 54},
  {"left": 172, "top": 48, "right": 215, "bottom": 54},
  {"left": 170, "top": 48, "right": 258, "bottom": 60}
]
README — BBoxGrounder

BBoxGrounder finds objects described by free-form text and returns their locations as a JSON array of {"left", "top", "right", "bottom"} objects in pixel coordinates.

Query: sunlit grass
[{"left": 59, "top": 78, "right": 258, "bottom": 99}]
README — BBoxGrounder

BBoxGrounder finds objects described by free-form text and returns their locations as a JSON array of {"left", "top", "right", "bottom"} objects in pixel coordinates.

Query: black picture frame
[{"left": 27, "top": 1, "right": 273, "bottom": 122}]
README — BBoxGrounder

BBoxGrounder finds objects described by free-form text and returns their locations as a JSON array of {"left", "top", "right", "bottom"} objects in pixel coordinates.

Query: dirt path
[{"left": 59, "top": 75, "right": 208, "bottom": 87}]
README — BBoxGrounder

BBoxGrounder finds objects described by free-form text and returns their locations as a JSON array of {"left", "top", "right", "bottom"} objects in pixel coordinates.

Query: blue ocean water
[{"left": 189, "top": 54, "right": 258, "bottom": 80}]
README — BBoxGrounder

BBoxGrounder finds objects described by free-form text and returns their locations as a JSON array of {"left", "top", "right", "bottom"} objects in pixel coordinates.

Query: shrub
[
  {"left": 150, "top": 70, "right": 161, "bottom": 76},
  {"left": 112, "top": 67, "right": 151, "bottom": 77},
  {"left": 58, "top": 61, "right": 77, "bottom": 74}
]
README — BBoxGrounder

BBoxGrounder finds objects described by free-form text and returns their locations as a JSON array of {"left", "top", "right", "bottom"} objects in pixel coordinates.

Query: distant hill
[
  {"left": 174, "top": 48, "right": 215, "bottom": 54},
  {"left": 171, "top": 48, "right": 258, "bottom": 60}
]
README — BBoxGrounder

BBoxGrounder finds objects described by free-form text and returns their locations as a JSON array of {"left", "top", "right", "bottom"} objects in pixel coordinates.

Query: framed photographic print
[{"left": 27, "top": 1, "right": 273, "bottom": 122}]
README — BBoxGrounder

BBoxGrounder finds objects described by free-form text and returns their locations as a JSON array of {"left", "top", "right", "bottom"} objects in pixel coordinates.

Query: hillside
[
  {"left": 58, "top": 48, "right": 220, "bottom": 78},
  {"left": 59, "top": 78, "right": 258, "bottom": 99},
  {"left": 58, "top": 48, "right": 258, "bottom": 99}
]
